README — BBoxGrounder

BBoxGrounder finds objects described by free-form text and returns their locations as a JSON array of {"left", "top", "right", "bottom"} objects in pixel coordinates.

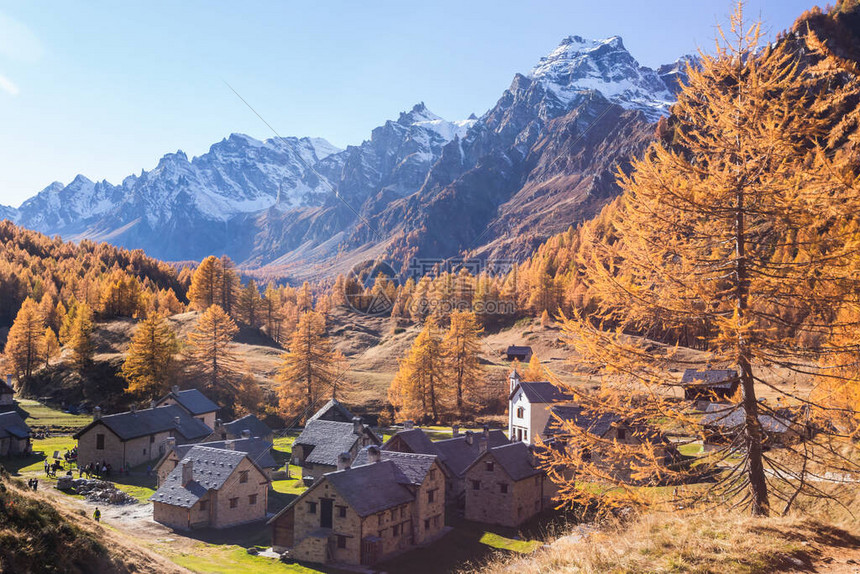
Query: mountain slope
[{"left": 8, "top": 36, "right": 685, "bottom": 276}]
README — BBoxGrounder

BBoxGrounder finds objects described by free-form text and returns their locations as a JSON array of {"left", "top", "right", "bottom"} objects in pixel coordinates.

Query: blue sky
[{"left": 0, "top": 1, "right": 818, "bottom": 207}]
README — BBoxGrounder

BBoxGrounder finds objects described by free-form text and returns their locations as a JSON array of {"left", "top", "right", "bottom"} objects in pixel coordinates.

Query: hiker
[
  {"left": 93, "top": 508, "right": 101, "bottom": 522},
  {"left": 32, "top": 479, "right": 38, "bottom": 492}
]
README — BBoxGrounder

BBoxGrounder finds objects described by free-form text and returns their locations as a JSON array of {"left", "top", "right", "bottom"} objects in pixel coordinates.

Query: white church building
[{"left": 507, "top": 369, "right": 575, "bottom": 445}]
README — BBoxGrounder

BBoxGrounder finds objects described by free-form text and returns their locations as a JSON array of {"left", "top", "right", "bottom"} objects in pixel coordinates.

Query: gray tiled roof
[
  {"left": 433, "top": 430, "right": 509, "bottom": 477},
  {"left": 701, "top": 403, "right": 793, "bottom": 434},
  {"left": 353, "top": 448, "right": 438, "bottom": 485},
  {"left": 512, "top": 381, "right": 575, "bottom": 404},
  {"left": 0, "top": 379, "right": 14, "bottom": 395},
  {"left": 0, "top": 412, "right": 30, "bottom": 439},
  {"left": 506, "top": 345, "right": 532, "bottom": 355},
  {"left": 382, "top": 428, "right": 438, "bottom": 455},
  {"left": 307, "top": 399, "right": 355, "bottom": 423},
  {"left": 469, "top": 442, "right": 540, "bottom": 482},
  {"left": 173, "top": 437, "right": 277, "bottom": 469},
  {"left": 163, "top": 389, "right": 220, "bottom": 416},
  {"left": 222, "top": 414, "right": 272, "bottom": 440},
  {"left": 543, "top": 405, "right": 622, "bottom": 438},
  {"left": 294, "top": 420, "right": 380, "bottom": 466},
  {"left": 324, "top": 461, "right": 415, "bottom": 517},
  {"left": 150, "top": 446, "right": 252, "bottom": 508},
  {"left": 73, "top": 405, "right": 212, "bottom": 441},
  {"left": 681, "top": 369, "right": 739, "bottom": 389}
]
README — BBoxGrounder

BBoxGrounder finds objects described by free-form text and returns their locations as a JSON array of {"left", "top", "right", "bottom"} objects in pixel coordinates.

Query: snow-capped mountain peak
[{"left": 530, "top": 35, "right": 675, "bottom": 121}]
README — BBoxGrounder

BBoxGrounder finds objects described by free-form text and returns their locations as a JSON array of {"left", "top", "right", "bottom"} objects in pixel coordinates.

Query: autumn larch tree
[
  {"left": 187, "top": 256, "right": 224, "bottom": 311},
  {"left": 549, "top": 6, "right": 860, "bottom": 516},
  {"left": 185, "top": 305, "right": 241, "bottom": 399},
  {"left": 68, "top": 302, "right": 95, "bottom": 373},
  {"left": 522, "top": 353, "right": 546, "bottom": 383},
  {"left": 276, "top": 310, "right": 336, "bottom": 421},
  {"left": 3, "top": 298, "right": 46, "bottom": 378},
  {"left": 388, "top": 317, "right": 447, "bottom": 423},
  {"left": 42, "top": 328, "right": 59, "bottom": 368},
  {"left": 122, "top": 313, "right": 179, "bottom": 401},
  {"left": 442, "top": 311, "right": 484, "bottom": 418}
]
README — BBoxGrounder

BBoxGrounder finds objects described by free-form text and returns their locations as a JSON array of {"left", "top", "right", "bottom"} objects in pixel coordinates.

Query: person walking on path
[{"left": 93, "top": 508, "right": 101, "bottom": 523}]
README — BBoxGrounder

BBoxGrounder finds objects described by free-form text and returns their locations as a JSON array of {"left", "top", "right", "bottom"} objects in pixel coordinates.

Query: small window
[
  {"left": 337, "top": 535, "right": 347, "bottom": 549},
  {"left": 424, "top": 518, "right": 430, "bottom": 529},
  {"left": 516, "top": 406, "right": 524, "bottom": 418},
  {"left": 96, "top": 434, "right": 105, "bottom": 450},
  {"left": 308, "top": 501, "right": 317, "bottom": 514},
  {"left": 617, "top": 428, "right": 627, "bottom": 440},
  {"left": 150, "top": 435, "right": 155, "bottom": 443},
  {"left": 485, "top": 461, "right": 494, "bottom": 472},
  {"left": 393, "top": 524, "right": 400, "bottom": 536},
  {"left": 390, "top": 509, "right": 397, "bottom": 520},
  {"left": 143, "top": 448, "right": 146, "bottom": 455},
  {"left": 499, "top": 482, "right": 508, "bottom": 494},
  {"left": 428, "top": 489, "right": 436, "bottom": 503},
  {"left": 471, "top": 480, "right": 480, "bottom": 491},
  {"left": 229, "top": 497, "right": 238, "bottom": 509},
  {"left": 199, "top": 500, "right": 209, "bottom": 511},
  {"left": 249, "top": 494, "right": 257, "bottom": 505},
  {"left": 337, "top": 505, "right": 347, "bottom": 518},
  {"left": 429, "top": 469, "right": 437, "bottom": 480},
  {"left": 239, "top": 470, "right": 249, "bottom": 483}
]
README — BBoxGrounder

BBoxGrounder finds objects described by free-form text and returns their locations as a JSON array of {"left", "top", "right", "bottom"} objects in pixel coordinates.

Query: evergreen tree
[{"left": 122, "top": 314, "right": 179, "bottom": 400}]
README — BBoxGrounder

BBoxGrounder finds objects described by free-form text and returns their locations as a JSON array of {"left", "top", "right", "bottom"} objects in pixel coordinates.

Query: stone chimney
[
  {"left": 479, "top": 435, "right": 488, "bottom": 454},
  {"left": 452, "top": 424, "right": 459, "bottom": 438},
  {"left": 483, "top": 424, "right": 490, "bottom": 439},
  {"left": 367, "top": 445, "right": 382, "bottom": 464},
  {"left": 166, "top": 437, "right": 176, "bottom": 450},
  {"left": 215, "top": 419, "right": 222, "bottom": 429},
  {"left": 150, "top": 400, "right": 157, "bottom": 409},
  {"left": 181, "top": 460, "right": 194, "bottom": 485},
  {"left": 403, "top": 420, "right": 414, "bottom": 430},
  {"left": 172, "top": 385, "right": 180, "bottom": 394},
  {"left": 464, "top": 430, "right": 474, "bottom": 446},
  {"left": 93, "top": 406, "right": 102, "bottom": 421},
  {"left": 241, "top": 429, "right": 251, "bottom": 439},
  {"left": 130, "top": 405, "right": 137, "bottom": 415},
  {"left": 6, "top": 374, "right": 12, "bottom": 390},
  {"left": 174, "top": 416, "right": 181, "bottom": 428},
  {"left": 226, "top": 440, "right": 235, "bottom": 451},
  {"left": 352, "top": 416, "right": 363, "bottom": 435},
  {"left": 337, "top": 452, "right": 352, "bottom": 471}
]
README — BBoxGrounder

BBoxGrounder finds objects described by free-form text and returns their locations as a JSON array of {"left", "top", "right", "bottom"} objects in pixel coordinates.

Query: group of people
[
  {"left": 79, "top": 461, "right": 112, "bottom": 479},
  {"left": 43, "top": 459, "right": 64, "bottom": 477},
  {"left": 26, "top": 478, "right": 38, "bottom": 491}
]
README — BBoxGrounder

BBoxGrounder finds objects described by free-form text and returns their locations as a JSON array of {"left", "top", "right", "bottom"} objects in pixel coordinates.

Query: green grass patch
[
  {"left": 16, "top": 398, "right": 91, "bottom": 430},
  {"left": 271, "top": 468, "right": 308, "bottom": 497},
  {"left": 479, "top": 532, "right": 542, "bottom": 553},
  {"left": 165, "top": 543, "right": 323, "bottom": 573}
]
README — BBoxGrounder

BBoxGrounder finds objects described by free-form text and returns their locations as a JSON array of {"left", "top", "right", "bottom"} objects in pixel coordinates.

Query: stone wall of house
[
  {"left": 189, "top": 492, "right": 213, "bottom": 528},
  {"left": 152, "top": 501, "right": 190, "bottom": 529},
  {"left": 362, "top": 502, "right": 415, "bottom": 562},
  {"left": 465, "top": 455, "right": 544, "bottom": 527},
  {"left": 0, "top": 392, "right": 13, "bottom": 407},
  {"left": 290, "top": 478, "right": 363, "bottom": 565},
  {"left": 412, "top": 462, "right": 446, "bottom": 544},
  {"left": 77, "top": 425, "right": 174, "bottom": 471},
  {"left": 209, "top": 458, "right": 268, "bottom": 528}
]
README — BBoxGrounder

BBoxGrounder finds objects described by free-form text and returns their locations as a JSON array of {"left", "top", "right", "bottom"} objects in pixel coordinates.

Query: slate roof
[
  {"left": 171, "top": 437, "right": 277, "bottom": 470},
  {"left": 324, "top": 461, "right": 415, "bottom": 517},
  {"left": 506, "top": 345, "right": 533, "bottom": 357},
  {"left": 511, "top": 381, "right": 575, "bottom": 404},
  {"left": 222, "top": 414, "right": 272, "bottom": 440},
  {"left": 352, "top": 448, "right": 438, "bottom": 485},
  {"left": 681, "top": 369, "right": 739, "bottom": 389},
  {"left": 0, "top": 412, "right": 31, "bottom": 439},
  {"left": 467, "top": 442, "right": 540, "bottom": 482},
  {"left": 73, "top": 404, "right": 212, "bottom": 441},
  {"left": 0, "top": 379, "right": 14, "bottom": 395},
  {"left": 543, "top": 405, "right": 623, "bottom": 439},
  {"left": 701, "top": 403, "right": 793, "bottom": 434},
  {"left": 150, "top": 446, "right": 257, "bottom": 508},
  {"left": 433, "top": 430, "right": 509, "bottom": 477},
  {"left": 383, "top": 428, "right": 438, "bottom": 455},
  {"left": 294, "top": 420, "right": 380, "bottom": 466},
  {"left": 160, "top": 389, "right": 220, "bottom": 416},
  {"left": 307, "top": 399, "right": 355, "bottom": 423}
]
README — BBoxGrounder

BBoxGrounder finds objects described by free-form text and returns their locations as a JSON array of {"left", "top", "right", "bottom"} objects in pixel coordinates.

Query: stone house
[
  {"left": 269, "top": 446, "right": 446, "bottom": 567},
  {"left": 151, "top": 445, "right": 270, "bottom": 530},
  {"left": 155, "top": 386, "right": 220, "bottom": 429},
  {"left": 307, "top": 398, "right": 356, "bottom": 423},
  {"left": 463, "top": 442, "right": 544, "bottom": 527},
  {"left": 73, "top": 404, "right": 212, "bottom": 471},
  {"left": 0, "top": 375, "right": 14, "bottom": 412},
  {"left": 681, "top": 369, "right": 739, "bottom": 403},
  {"left": 291, "top": 415, "right": 381, "bottom": 480},
  {"left": 505, "top": 346, "right": 533, "bottom": 362},
  {"left": 0, "top": 412, "right": 31, "bottom": 457},
  {"left": 508, "top": 369, "right": 574, "bottom": 445},
  {"left": 206, "top": 414, "right": 274, "bottom": 445},
  {"left": 154, "top": 436, "right": 278, "bottom": 485},
  {"left": 701, "top": 403, "right": 803, "bottom": 447}
]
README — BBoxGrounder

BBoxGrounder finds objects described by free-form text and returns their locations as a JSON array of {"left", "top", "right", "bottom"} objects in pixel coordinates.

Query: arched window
[{"left": 516, "top": 406, "right": 525, "bottom": 418}]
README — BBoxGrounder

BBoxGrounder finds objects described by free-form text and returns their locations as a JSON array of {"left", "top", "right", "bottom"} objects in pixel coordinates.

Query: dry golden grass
[{"left": 472, "top": 486, "right": 860, "bottom": 574}]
